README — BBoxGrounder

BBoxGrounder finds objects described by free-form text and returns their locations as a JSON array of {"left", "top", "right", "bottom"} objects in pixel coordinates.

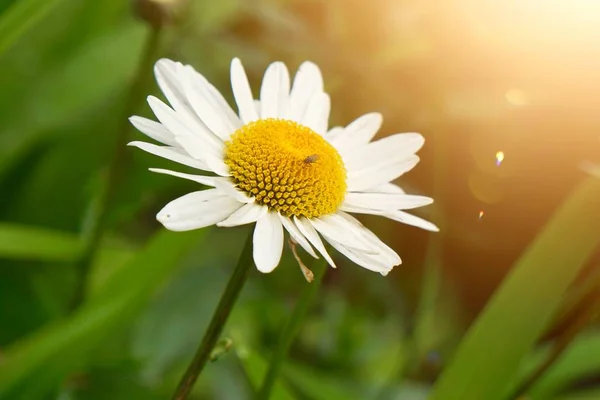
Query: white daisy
[{"left": 129, "top": 58, "right": 438, "bottom": 276}]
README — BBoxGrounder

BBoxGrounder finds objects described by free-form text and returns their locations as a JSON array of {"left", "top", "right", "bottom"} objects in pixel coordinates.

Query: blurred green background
[{"left": 1, "top": 0, "right": 599, "bottom": 399}]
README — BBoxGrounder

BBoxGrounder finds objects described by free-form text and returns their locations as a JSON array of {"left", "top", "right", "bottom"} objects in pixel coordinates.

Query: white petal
[
  {"left": 217, "top": 202, "right": 268, "bottom": 227},
  {"left": 344, "top": 133, "right": 424, "bottom": 171},
  {"left": 146, "top": 97, "right": 228, "bottom": 176},
  {"left": 182, "top": 65, "right": 237, "bottom": 141},
  {"left": 127, "top": 141, "right": 208, "bottom": 170},
  {"left": 151, "top": 62, "right": 225, "bottom": 150},
  {"left": 347, "top": 155, "right": 420, "bottom": 192},
  {"left": 287, "top": 61, "right": 324, "bottom": 122},
  {"left": 309, "top": 215, "right": 375, "bottom": 253},
  {"left": 336, "top": 211, "right": 401, "bottom": 266},
  {"left": 157, "top": 189, "right": 242, "bottom": 231},
  {"left": 325, "top": 126, "right": 344, "bottom": 142},
  {"left": 331, "top": 113, "right": 382, "bottom": 152},
  {"left": 302, "top": 92, "right": 330, "bottom": 135},
  {"left": 231, "top": 58, "right": 259, "bottom": 124},
  {"left": 185, "top": 64, "right": 242, "bottom": 132},
  {"left": 253, "top": 99, "right": 261, "bottom": 115},
  {"left": 294, "top": 216, "right": 336, "bottom": 268},
  {"left": 279, "top": 214, "right": 318, "bottom": 258},
  {"left": 174, "top": 133, "right": 230, "bottom": 177},
  {"left": 253, "top": 212, "right": 284, "bottom": 273},
  {"left": 147, "top": 96, "right": 223, "bottom": 157},
  {"left": 212, "top": 178, "right": 255, "bottom": 203},
  {"left": 362, "top": 183, "right": 405, "bottom": 194},
  {"left": 342, "top": 192, "right": 433, "bottom": 212},
  {"left": 154, "top": 59, "right": 200, "bottom": 127},
  {"left": 322, "top": 235, "right": 392, "bottom": 274},
  {"left": 381, "top": 210, "right": 440, "bottom": 232},
  {"left": 129, "top": 116, "right": 178, "bottom": 147},
  {"left": 149, "top": 168, "right": 215, "bottom": 186},
  {"left": 260, "top": 62, "right": 290, "bottom": 119}
]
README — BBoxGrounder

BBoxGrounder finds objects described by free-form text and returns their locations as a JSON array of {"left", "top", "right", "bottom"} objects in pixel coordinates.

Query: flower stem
[
  {"left": 69, "top": 26, "right": 162, "bottom": 310},
  {"left": 256, "top": 258, "right": 328, "bottom": 399},
  {"left": 171, "top": 231, "right": 254, "bottom": 400}
]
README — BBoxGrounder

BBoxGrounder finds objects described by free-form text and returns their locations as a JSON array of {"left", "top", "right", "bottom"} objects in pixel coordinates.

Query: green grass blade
[
  {"left": 523, "top": 331, "right": 600, "bottom": 399},
  {"left": 0, "top": 229, "right": 205, "bottom": 397},
  {"left": 0, "top": 223, "right": 133, "bottom": 267},
  {"left": 550, "top": 388, "right": 600, "bottom": 400},
  {"left": 430, "top": 177, "right": 600, "bottom": 400},
  {"left": 0, "top": 0, "right": 69, "bottom": 57},
  {"left": 236, "top": 349, "right": 296, "bottom": 400},
  {"left": 0, "top": 223, "right": 81, "bottom": 261},
  {"left": 282, "top": 362, "right": 362, "bottom": 400}
]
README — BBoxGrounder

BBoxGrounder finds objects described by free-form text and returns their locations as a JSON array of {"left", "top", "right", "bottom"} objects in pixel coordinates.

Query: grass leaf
[
  {"left": 0, "top": 0, "right": 68, "bottom": 57},
  {"left": 430, "top": 177, "right": 600, "bottom": 400},
  {"left": 523, "top": 330, "right": 600, "bottom": 399},
  {"left": 236, "top": 349, "right": 296, "bottom": 400},
  {"left": 0, "top": 223, "right": 81, "bottom": 262},
  {"left": 0, "top": 229, "right": 205, "bottom": 397}
]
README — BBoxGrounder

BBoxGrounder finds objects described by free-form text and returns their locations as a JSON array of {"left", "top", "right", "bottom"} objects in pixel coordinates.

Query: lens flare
[{"left": 495, "top": 151, "right": 505, "bottom": 166}]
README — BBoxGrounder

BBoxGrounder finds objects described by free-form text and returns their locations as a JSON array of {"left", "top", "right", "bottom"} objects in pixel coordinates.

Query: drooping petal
[
  {"left": 294, "top": 216, "right": 336, "bottom": 268},
  {"left": 218, "top": 202, "right": 268, "bottom": 227},
  {"left": 310, "top": 214, "right": 375, "bottom": 253},
  {"left": 129, "top": 116, "right": 178, "bottom": 147},
  {"left": 322, "top": 234, "right": 393, "bottom": 275},
  {"left": 253, "top": 212, "right": 284, "bottom": 273},
  {"left": 279, "top": 214, "right": 318, "bottom": 258},
  {"left": 127, "top": 141, "right": 208, "bottom": 170},
  {"left": 336, "top": 211, "right": 401, "bottom": 266},
  {"left": 149, "top": 168, "right": 216, "bottom": 186},
  {"left": 260, "top": 62, "right": 290, "bottom": 119},
  {"left": 381, "top": 210, "right": 440, "bottom": 232},
  {"left": 156, "top": 189, "right": 242, "bottom": 231},
  {"left": 231, "top": 58, "right": 259, "bottom": 124},
  {"left": 287, "top": 61, "right": 324, "bottom": 122}
]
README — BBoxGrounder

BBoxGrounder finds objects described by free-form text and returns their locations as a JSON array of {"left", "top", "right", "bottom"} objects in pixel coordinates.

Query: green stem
[
  {"left": 69, "top": 26, "right": 162, "bottom": 310},
  {"left": 256, "top": 259, "right": 328, "bottom": 399},
  {"left": 171, "top": 232, "right": 254, "bottom": 400}
]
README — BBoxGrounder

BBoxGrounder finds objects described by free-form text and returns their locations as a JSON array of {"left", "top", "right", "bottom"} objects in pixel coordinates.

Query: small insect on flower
[{"left": 303, "top": 154, "right": 320, "bottom": 164}]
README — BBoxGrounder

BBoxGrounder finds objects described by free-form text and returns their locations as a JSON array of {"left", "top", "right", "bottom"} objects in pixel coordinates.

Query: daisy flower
[{"left": 129, "top": 58, "right": 438, "bottom": 277}]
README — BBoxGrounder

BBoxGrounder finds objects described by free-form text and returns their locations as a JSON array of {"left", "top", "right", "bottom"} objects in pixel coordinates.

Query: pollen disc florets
[{"left": 224, "top": 118, "right": 347, "bottom": 218}]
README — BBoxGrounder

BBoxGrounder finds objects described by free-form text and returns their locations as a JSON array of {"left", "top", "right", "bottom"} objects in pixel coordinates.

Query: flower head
[{"left": 129, "top": 58, "right": 438, "bottom": 276}]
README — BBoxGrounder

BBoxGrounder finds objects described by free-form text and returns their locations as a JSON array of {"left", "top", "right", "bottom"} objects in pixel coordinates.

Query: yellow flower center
[{"left": 224, "top": 118, "right": 347, "bottom": 218}]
